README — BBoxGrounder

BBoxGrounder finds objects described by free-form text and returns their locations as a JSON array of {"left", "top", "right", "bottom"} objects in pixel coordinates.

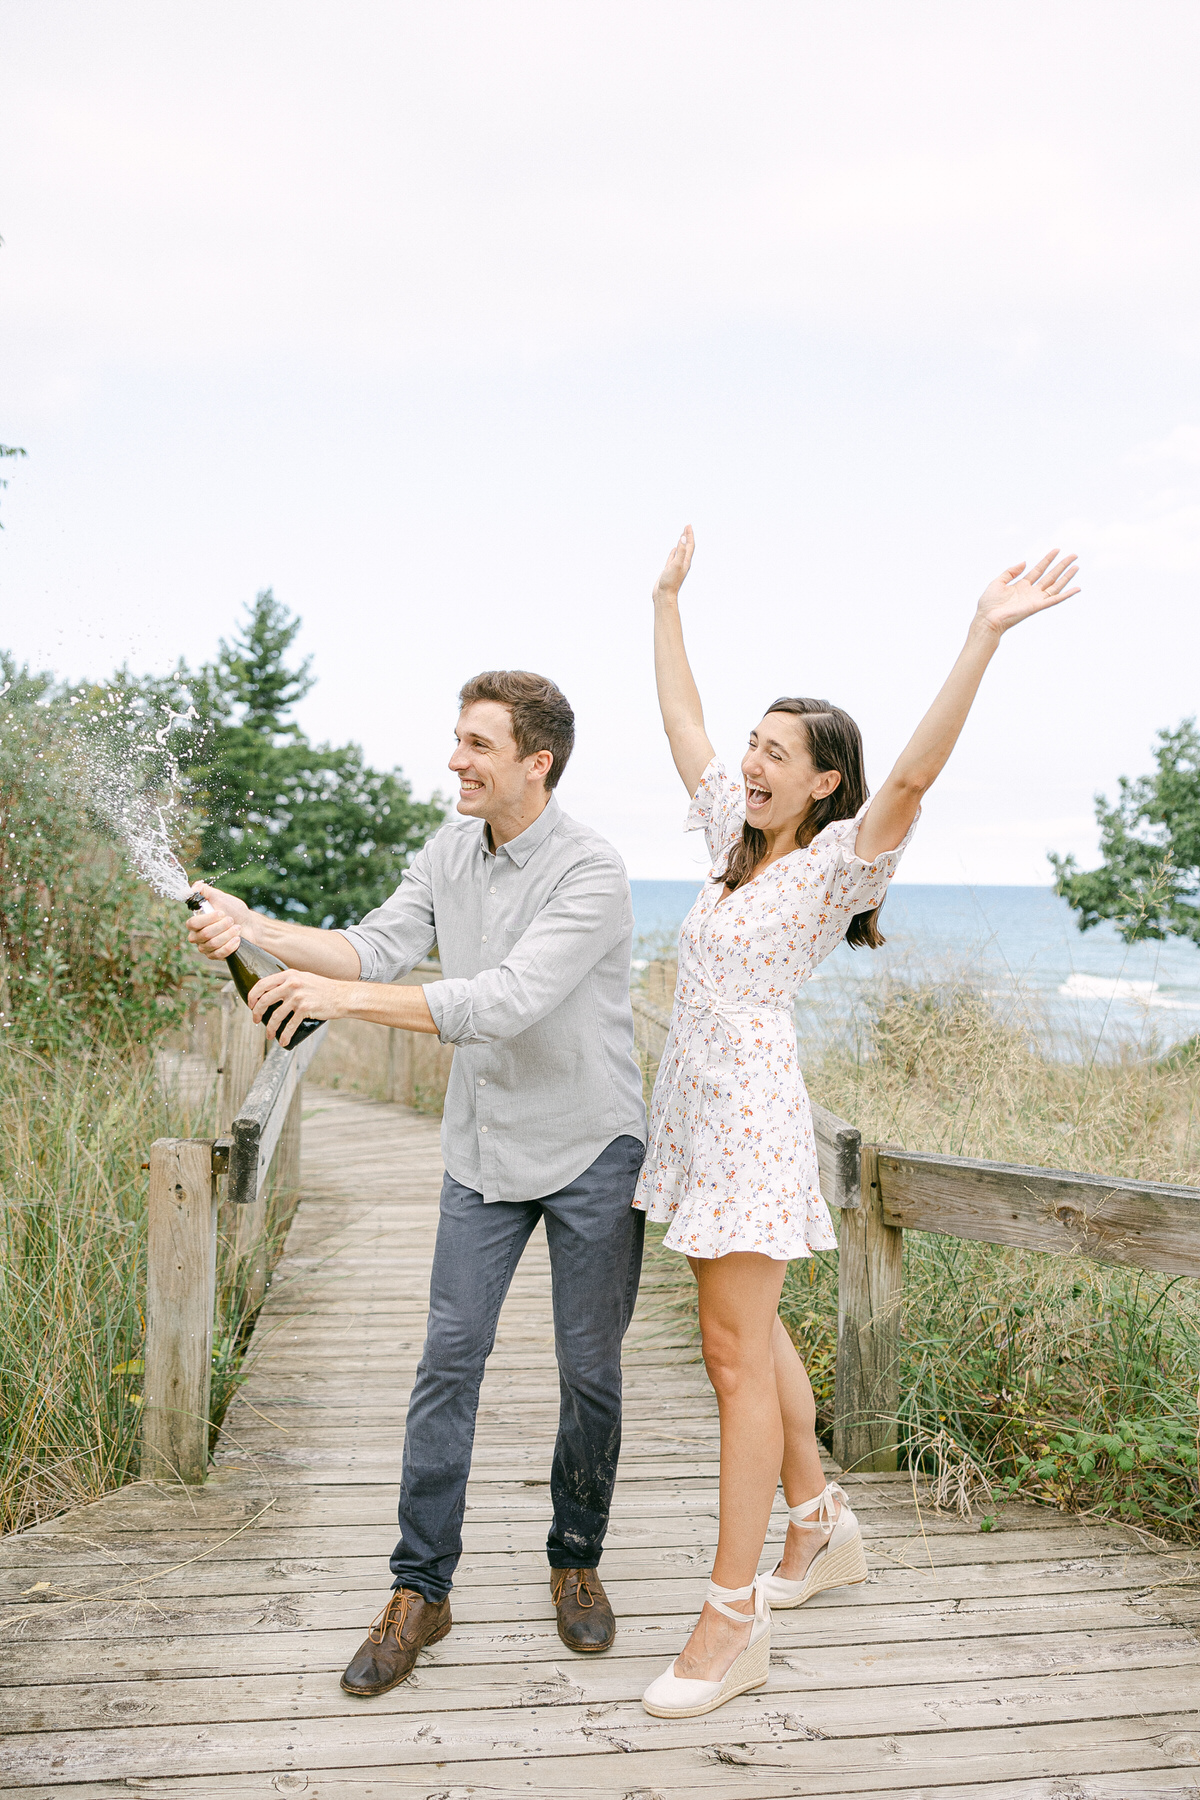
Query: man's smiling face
[{"left": 448, "top": 699, "right": 529, "bottom": 821}]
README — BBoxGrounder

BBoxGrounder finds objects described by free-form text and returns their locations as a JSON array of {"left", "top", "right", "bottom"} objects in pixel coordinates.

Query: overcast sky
[{"left": 3, "top": 2, "right": 1199, "bottom": 881}]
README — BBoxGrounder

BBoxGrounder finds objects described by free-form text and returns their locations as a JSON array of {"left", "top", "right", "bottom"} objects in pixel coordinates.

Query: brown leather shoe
[
  {"left": 550, "top": 1566, "right": 615, "bottom": 1653},
  {"left": 340, "top": 1588, "right": 452, "bottom": 1696}
]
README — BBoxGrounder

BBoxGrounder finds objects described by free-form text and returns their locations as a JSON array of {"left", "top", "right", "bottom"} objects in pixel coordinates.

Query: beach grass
[
  {"left": 650, "top": 976, "right": 1200, "bottom": 1543},
  {"left": 0, "top": 1040, "right": 292, "bottom": 1537}
]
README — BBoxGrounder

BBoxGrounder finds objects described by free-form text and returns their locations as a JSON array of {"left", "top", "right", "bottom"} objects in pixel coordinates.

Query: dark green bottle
[{"left": 187, "top": 894, "right": 324, "bottom": 1047}]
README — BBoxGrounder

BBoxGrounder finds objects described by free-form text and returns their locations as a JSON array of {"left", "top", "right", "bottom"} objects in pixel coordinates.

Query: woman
[{"left": 635, "top": 527, "right": 1079, "bottom": 1720}]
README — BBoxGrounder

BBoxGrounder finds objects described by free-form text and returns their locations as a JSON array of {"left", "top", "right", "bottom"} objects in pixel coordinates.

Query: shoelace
[
  {"left": 552, "top": 1569, "right": 596, "bottom": 1609},
  {"left": 366, "top": 1589, "right": 413, "bottom": 1643}
]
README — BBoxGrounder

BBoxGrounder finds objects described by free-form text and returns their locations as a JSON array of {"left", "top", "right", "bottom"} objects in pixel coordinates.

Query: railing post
[
  {"left": 834, "top": 1143, "right": 905, "bottom": 1473},
  {"left": 142, "top": 1138, "right": 219, "bottom": 1485}
]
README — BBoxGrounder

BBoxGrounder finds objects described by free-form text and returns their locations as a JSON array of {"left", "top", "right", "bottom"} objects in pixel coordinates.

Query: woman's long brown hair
[{"left": 718, "top": 696, "right": 886, "bottom": 949}]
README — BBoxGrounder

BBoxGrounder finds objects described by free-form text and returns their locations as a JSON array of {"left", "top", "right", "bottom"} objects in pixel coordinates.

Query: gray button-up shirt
[{"left": 341, "top": 796, "right": 647, "bottom": 1204}]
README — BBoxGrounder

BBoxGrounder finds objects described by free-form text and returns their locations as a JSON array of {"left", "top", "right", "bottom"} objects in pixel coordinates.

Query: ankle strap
[
  {"left": 705, "top": 1575, "right": 767, "bottom": 1623},
  {"left": 786, "top": 1480, "right": 846, "bottom": 1530}
]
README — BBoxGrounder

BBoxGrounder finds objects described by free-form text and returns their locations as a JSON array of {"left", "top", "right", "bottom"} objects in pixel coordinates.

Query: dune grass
[
  {"left": 0, "top": 1039, "right": 293, "bottom": 1536},
  {"left": 651, "top": 977, "right": 1200, "bottom": 1542}
]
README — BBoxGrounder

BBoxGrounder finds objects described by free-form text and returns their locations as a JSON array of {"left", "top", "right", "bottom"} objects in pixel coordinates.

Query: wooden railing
[
  {"left": 140, "top": 988, "right": 328, "bottom": 1485},
  {"left": 632, "top": 987, "right": 1200, "bottom": 1474}
]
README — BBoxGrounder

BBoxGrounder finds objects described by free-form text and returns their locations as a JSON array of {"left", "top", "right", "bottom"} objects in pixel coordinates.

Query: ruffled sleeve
[
  {"left": 805, "top": 798, "right": 918, "bottom": 962},
  {"left": 685, "top": 757, "right": 746, "bottom": 870}
]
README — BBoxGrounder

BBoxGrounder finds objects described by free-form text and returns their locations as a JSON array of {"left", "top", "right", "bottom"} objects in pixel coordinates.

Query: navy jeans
[{"left": 390, "top": 1134, "right": 646, "bottom": 1602}]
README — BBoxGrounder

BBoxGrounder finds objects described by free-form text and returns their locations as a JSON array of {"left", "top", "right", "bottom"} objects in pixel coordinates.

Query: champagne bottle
[{"left": 187, "top": 894, "right": 324, "bottom": 1048}]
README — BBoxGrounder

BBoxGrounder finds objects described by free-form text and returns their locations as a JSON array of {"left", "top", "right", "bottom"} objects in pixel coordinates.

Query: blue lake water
[{"left": 630, "top": 880, "right": 1200, "bottom": 1058}]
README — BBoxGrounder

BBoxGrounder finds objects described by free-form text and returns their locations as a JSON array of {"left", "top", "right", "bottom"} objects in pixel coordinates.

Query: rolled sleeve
[
  {"left": 421, "top": 976, "right": 471, "bottom": 1044},
  {"left": 425, "top": 855, "right": 629, "bottom": 1048},
  {"left": 341, "top": 839, "right": 438, "bottom": 982}
]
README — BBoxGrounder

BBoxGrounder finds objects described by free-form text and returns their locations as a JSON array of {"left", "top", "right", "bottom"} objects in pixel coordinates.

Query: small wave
[{"left": 1058, "top": 973, "right": 1197, "bottom": 1011}]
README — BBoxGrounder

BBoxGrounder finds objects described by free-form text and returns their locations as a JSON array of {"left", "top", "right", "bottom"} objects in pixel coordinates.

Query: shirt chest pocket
[{"left": 481, "top": 913, "right": 529, "bottom": 963}]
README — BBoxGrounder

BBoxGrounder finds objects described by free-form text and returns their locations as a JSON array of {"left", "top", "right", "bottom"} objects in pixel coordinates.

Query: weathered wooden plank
[
  {"left": 236, "top": 1086, "right": 304, "bottom": 1311},
  {"left": 1, "top": 1524, "right": 1148, "bottom": 1602},
  {"left": 215, "top": 986, "right": 265, "bottom": 1139},
  {"left": 3, "top": 1664, "right": 1199, "bottom": 1786},
  {"left": 7, "top": 1729, "right": 1200, "bottom": 1800},
  {"left": 878, "top": 1144, "right": 1200, "bottom": 1277},
  {"left": 6, "top": 1592, "right": 1195, "bottom": 1686},
  {"left": 3, "top": 1549, "right": 1185, "bottom": 1648},
  {"left": 8, "top": 1624, "right": 1200, "bottom": 1736},
  {"left": 229, "top": 1026, "right": 328, "bottom": 1208},
  {"left": 834, "top": 1143, "right": 903, "bottom": 1472},
  {"left": 811, "top": 1099, "right": 861, "bottom": 1210},
  {"left": 141, "top": 1139, "right": 219, "bottom": 1486}
]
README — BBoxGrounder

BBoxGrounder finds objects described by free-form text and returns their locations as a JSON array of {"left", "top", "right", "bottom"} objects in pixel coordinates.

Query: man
[{"left": 188, "top": 671, "right": 647, "bottom": 1697}]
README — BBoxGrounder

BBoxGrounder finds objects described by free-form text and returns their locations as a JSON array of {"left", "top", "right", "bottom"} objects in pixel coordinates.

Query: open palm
[
  {"left": 976, "top": 551, "right": 1080, "bottom": 633},
  {"left": 654, "top": 525, "right": 696, "bottom": 601}
]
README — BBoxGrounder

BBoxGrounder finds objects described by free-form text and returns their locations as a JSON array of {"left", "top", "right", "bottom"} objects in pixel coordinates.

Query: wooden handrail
[
  {"left": 229, "top": 1024, "right": 328, "bottom": 1208},
  {"left": 832, "top": 1134, "right": 1200, "bottom": 1475},
  {"left": 877, "top": 1146, "right": 1200, "bottom": 1279},
  {"left": 810, "top": 1102, "right": 861, "bottom": 1211}
]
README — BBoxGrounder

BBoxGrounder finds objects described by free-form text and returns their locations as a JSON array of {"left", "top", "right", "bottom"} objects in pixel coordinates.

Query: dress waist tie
[{"left": 675, "top": 992, "right": 794, "bottom": 1056}]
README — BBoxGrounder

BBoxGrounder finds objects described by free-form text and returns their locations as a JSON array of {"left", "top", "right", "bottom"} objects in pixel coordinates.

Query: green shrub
[{"left": 0, "top": 660, "right": 198, "bottom": 1056}]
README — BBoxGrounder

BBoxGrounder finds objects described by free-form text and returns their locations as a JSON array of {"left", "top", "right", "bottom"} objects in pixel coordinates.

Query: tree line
[{"left": 0, "top": 591, "right": 443, "bottom": 1052}]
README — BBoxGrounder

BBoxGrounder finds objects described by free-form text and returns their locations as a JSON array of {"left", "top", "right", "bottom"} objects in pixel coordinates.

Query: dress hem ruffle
[{"left": 632, "top": 1188, "right": 837, "bottom": 1263}]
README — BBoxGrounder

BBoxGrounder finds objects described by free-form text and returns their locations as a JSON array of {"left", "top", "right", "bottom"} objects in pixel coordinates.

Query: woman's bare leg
[
  {"left": 771, "top": 1315, "right": 840, "bottom": 1578},
  {"left": 673, "top": 1251, "right": 788, "bottom": 1682}
]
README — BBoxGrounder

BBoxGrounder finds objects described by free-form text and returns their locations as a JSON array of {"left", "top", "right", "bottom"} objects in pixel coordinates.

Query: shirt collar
[{"left": 481, "top": 793, "right": 562, "bottom": 869}]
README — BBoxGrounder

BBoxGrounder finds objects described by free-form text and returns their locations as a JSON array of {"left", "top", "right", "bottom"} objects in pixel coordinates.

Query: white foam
[
  {"left": 67, "top": 693, "right": 202, "bottom": 901},
  {"left": 1056, "top": 972, "right": 1192, "bottom": 1010}
]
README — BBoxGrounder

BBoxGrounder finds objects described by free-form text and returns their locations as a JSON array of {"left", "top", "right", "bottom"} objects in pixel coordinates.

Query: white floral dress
[{"left": 633, "top": 758, "right": 916, "bottom": 1260}]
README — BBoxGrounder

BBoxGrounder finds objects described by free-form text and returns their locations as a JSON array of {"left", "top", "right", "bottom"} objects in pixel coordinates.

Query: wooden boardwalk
[{"left": 4, "top": 1090, "right": 1200, "bottom": 1798}]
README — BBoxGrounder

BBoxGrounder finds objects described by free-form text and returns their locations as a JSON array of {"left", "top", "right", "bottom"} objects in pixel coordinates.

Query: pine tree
[{"left": 187, "top": 592, "right": 444, "bottom": 926}]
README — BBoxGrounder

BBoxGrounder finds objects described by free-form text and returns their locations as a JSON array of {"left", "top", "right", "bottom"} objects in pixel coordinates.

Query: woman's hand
[
  {"left": 653, "top": 525, "right": 695, "bottom": 604},
  {"left": 187, "top": 883, "right": 257, "bottom": 961},
  {"left": 974, "top": 550, "right": 1080, "bottom": 636},
  {"left": 650, "top": 524, "right": 714, "bottom": 795},
  {"left": 248, "top": 967, "right": 352, "bottom": 1046},
  {"left": 860, "top": 548, "right": 1081, "bottom": 860}
]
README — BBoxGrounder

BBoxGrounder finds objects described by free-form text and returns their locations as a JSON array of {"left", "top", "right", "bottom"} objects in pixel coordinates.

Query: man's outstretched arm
[
  {"left": 229, "top": 852, "right": 626, "bottom": 1048},
  {"left": 187, "top": 844, "right": 442, "bottom": 1040},
  {"left": 244, "top": 963, "right": 440, "bottom": 1042},
  {"left": 188, "top": 883, "right": 364, "bottom": 978}
]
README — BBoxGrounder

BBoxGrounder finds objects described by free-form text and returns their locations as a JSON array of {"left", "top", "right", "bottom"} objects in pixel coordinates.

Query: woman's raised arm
[
  {"left": 652, "top": 526, "right": 716, "bottom": 796},
  {"left": 856, "top": 550, "right": 1080, "bottom": 863}
]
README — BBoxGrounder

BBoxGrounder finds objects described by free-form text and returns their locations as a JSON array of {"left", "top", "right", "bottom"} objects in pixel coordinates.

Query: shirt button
[
  {"left": 478, "top": 1077, "right": 487, "bottom": 1086},
  {"left": 490, "top": 886, "right": 497, "bottom": 894},
  {"left": 480, "top": 1124, "right": 488, "bottom": 1133},
  {"left": 481, "top": 935, "right": 487, "bottom": 942}
]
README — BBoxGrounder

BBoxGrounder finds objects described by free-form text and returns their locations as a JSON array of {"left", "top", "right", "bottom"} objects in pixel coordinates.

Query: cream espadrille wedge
[
  {"left": 641, "top": 1576, "right": 771, "bottom": 1719},
  {"left": 757, "top": 1480, "right": 867, "bottom": 1608}
]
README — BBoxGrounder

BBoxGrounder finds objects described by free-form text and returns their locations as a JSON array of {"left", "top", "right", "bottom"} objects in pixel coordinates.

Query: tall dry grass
[
  {"left": 0, "top": 1039, "right": 293, "bottom": 1536},
  {"left": 652, "top": 976, "right": 1200, "bottom": 1541}
]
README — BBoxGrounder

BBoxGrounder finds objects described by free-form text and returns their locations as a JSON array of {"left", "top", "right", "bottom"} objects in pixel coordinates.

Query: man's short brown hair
[{"left": 458, "top": 670, "right": 575, "bottom": 791}]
